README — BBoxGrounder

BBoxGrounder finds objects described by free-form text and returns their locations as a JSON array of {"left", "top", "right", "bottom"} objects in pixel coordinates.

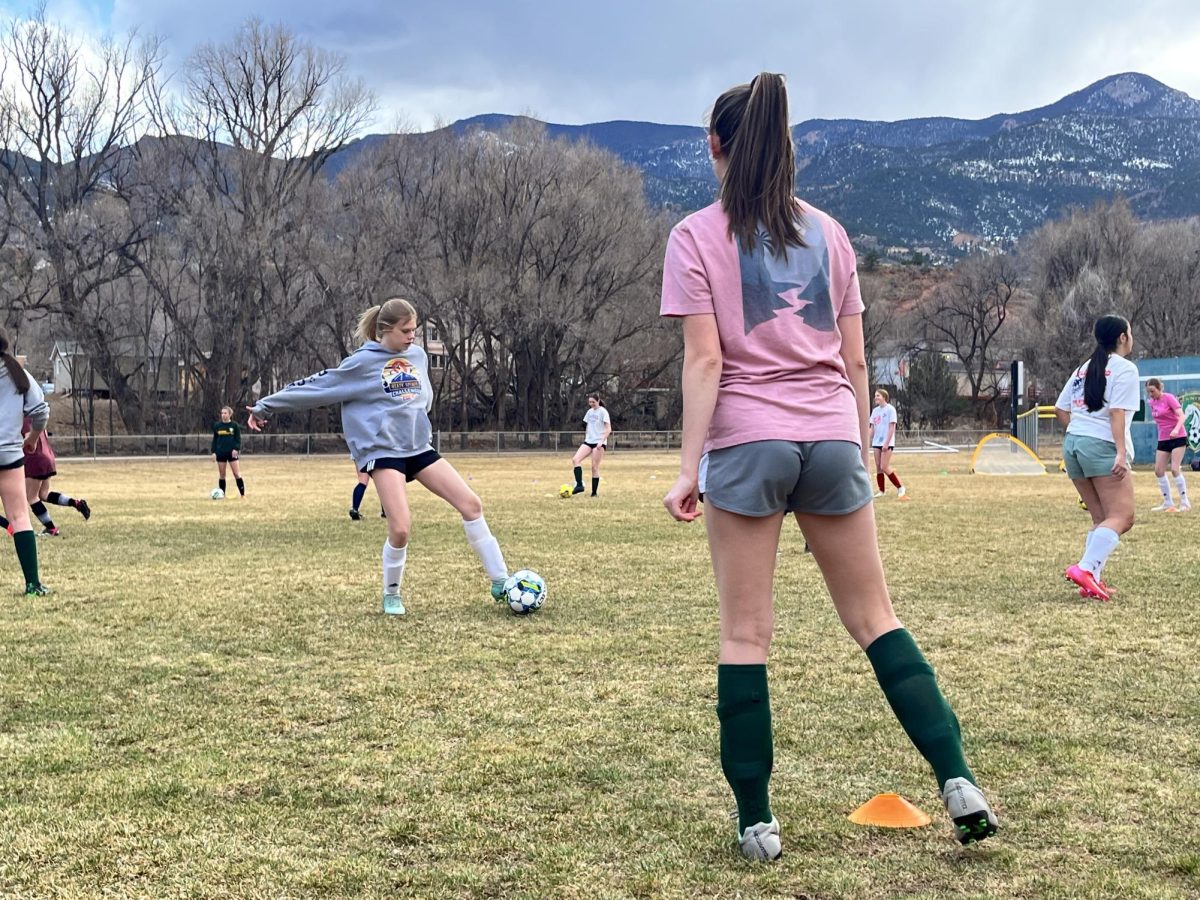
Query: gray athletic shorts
[
  {"left": 1062, "top": 433, "right": 1119, "bottom": 479},
  {"left": 699, "top": 440, "right": 875, "bottom": 517}
]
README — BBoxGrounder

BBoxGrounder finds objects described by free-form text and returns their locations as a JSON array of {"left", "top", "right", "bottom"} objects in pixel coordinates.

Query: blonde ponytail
[{"left": 357, "top": 298, "right": 417, "bottom": 343}]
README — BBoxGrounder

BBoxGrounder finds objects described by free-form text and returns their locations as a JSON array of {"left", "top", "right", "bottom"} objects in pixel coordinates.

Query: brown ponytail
[
  {"left": 710, "top": 72, "right": 805, "bottom": 257},
  {"left": 0, "top": 328, "right": 30, "bottom": 394}
]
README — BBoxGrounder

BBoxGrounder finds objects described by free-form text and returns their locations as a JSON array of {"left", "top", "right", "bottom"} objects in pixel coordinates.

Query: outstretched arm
[{"left": 246, "top": 359, "right": 362, "bottom": 430}]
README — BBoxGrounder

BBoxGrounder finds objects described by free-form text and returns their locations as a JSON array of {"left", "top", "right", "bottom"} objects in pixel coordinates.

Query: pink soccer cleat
[
  {"left": 1065, "top": 565, "right": 1110, "bottom": 602},
  {"left": 1078, "top": 580, "right": 1113, "bottom": 601}
]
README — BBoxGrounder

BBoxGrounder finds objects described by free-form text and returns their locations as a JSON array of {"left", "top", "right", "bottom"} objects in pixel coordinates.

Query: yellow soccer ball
[{"left": 559, "top": 484, "right": 573, "bottom": 499}]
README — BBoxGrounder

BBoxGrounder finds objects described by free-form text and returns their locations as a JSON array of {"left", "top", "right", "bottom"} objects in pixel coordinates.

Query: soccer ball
[
  {"left": 211, "top": 488, "right": 225, "bottom": 500},
  {"left": 558, "top": 483, "right": 573, "bottom": 499},
  {"left": 503, "top": 569, "right": 546, "bottom": 615}
]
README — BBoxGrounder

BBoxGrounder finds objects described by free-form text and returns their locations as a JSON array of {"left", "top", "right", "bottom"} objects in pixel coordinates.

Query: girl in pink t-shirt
[
  {"left": 659, "top": 73, "right": 996, "bottom": 861},
  {"left": 1146, "top": 378, "right": 1190, "bottom": 512}
]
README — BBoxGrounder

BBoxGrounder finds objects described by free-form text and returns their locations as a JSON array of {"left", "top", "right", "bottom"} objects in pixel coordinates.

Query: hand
[
  {"left": 212, "top": 453, "right": 217, "bottom": 462},
  {"left": 1172, "top": 427, "right": 1185, "bottom": 438},
  {"left": 246, "top": 408, "right": 267, "bottom": 432},
  {"left": 663, "top": 473, "right": 703, "bottom": 522},
  {"left": 231, "top": 450, "right": 239, "bottom": 460},
  {"left": 1111, "top": 452, "right": 1129, "bottom": 479},
  {"left": 22, "top": 438, "right": 36, "bottom": 453}
]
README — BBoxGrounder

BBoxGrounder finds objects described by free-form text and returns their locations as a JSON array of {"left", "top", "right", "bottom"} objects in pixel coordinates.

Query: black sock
[
  {"left": 718, "top": 664, "right": 774, "bottom": 832},
  {"left": 0, "top": 515, "right": 8, "bottom": 530},
  {"left": 219, "top": 479, "right": 227, "bottom": 494},
  {"left": 866, "top": 628, "right": 974, "bottom": 788},
  {"left": 236, "top": 478, "right": 245, "bottom": 496},
  {"left": 47, "top": 491, "right": 73, "bottom": 507},
  {"left": 591, "top": 476, "right": 600, "bottom": 496},
  {"left": 573, "top": 465, "right": 583, "bottom": 488},
  {"left": 14, "top": 529, "right": 39, "bottom": 585},
  {"left": 352, "top": 483, "right": 366, "bottom": 511},
  {"left": 30, "top": 502, "right": 55, "bottom": 530}
]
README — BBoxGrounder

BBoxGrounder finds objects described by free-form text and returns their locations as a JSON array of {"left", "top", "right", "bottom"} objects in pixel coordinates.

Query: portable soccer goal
[
  {"left": 969, "top": 433, "right": 1048, "bottom": 475},
  {"left": 1014, "top": 405, "right": 1066, "bottom": 463}
]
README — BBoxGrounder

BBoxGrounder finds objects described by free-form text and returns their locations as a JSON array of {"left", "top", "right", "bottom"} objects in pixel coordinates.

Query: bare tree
[
  {"left": 0, "top": 7, "right": 166, "bottom": 430},
  {"left": 144, "top": 19, "right": 376, "bottom": 424},
  {"left": 915, "top": 254, "right": 1020, "bottom": 410}
]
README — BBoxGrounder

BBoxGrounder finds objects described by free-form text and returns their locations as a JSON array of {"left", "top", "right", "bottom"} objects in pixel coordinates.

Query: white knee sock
[
  {"left": 462, "top": 516, "right": 507, "bottom": 581},
  {"left": 1174, "top": 475, "right": 1188, "bottom": 503},
  {"left": 382, "top": 540, "right": 407, "bottom": 595},
  {"left": 1157, "top": 476, "right": 1172, "bottom": 504},
  {"left": 1081, "top": 527, "right": 1119, "bottom": 575}
]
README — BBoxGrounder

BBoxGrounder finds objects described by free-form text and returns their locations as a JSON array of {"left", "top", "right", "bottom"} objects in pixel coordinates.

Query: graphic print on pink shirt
[
  {"left": 740, "top": 223, "right": 835, "bottom": 334},
  {"left": 660, "top": 202, "right": 864, "bottom": 453}
]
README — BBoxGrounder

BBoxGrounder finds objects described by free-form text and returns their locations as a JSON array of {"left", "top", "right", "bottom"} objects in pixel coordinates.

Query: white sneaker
[
  {"left": 897, "top": 486, "right": 908, "bottom": 498},
  {"left": 941, "top": 777, "right": 999, "bottom": 845},
  {"left": 737, "top": 817, "right": 781, "bottom": 861},
  {"left": 1180, "top": 498, "right": 1192, "bottom": 512},
  {"left": 872, "top": 491, "right": 886, "bottom": 498},
  {"left": 1151, "top": 502, "right": 1176, "bottom": 512}
]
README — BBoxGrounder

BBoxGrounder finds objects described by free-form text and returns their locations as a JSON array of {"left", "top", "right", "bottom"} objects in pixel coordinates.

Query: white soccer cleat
[
  {"left": 1151, "top": 502, "right": 1176, "bottom": 512},
  {"left": 872, "top": 491, "right": 886, "bottom": 498},
  {"left": 897, "top": 486, "right": 909, "bottom": 499},
  {"left": 1180, "top": 499, "right": 1192, "bottom": 512},
  {"left": 737, "top": 817, "right": 782, "bottom": 861},
  {"left": 941, "top": 777, "right": 999, "bottom": 845}
]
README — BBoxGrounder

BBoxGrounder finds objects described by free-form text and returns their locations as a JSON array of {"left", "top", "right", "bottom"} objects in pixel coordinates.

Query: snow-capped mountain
[{"left": 331, "top": 73, "right": 1200, "bottom": 254}]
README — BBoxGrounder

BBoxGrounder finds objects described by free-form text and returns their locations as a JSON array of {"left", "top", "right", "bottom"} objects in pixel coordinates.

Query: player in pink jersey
[
  {"left": 1146, "top": 378, "right": 1189, "bottom": 512},
  {"left": 659, "top": 72, "right": 996, "bottom": 861}
]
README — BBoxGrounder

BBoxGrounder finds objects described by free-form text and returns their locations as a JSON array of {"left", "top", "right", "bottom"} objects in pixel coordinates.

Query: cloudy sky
[{"left": 4, "top": 0, "right": 1200, "bottom": 131}]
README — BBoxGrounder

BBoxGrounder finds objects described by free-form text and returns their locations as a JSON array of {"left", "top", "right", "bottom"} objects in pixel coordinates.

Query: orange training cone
[{"left": 848, "top": 793, "right": 932, "bottom": 828}]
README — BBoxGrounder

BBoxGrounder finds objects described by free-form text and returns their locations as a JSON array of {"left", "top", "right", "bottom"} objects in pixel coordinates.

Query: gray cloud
[{"left": 9, "top": 0, "right": 1200, "bottom": 129}]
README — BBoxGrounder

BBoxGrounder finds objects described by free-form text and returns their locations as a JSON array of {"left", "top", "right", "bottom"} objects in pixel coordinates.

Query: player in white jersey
[
  {"left": 870, "top": 389, "right": 907, "bottom": 499},
  {"left": 1054, "top": 315, "right": 1138, "bottom": 602},
  {"left": 569, "top": 394, "right": 611, "bottom": 496}
]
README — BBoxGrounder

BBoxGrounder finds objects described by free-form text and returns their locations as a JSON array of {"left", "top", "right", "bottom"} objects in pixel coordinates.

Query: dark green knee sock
[
  {"left": 717, "top": 664, "right": 773, "bottom": 832},
  {"left": 13, "top": 530, "right": 40, "bottom": 586},
  {"left": 573, "top": 465, "right": 583, "bottom": 488},
  {"left": 866, "top": 628, "right": 974, "bottom": 788}
]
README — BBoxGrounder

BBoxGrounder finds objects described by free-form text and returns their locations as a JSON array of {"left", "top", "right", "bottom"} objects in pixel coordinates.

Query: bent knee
[
  {"left": 460, "top": 493, "right": 484, "bottom": 520},
  {"left": 389, "top": 526, "right": 411, "bottom": 548}
]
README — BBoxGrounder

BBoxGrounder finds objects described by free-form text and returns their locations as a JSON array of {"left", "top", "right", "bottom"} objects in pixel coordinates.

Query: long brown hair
[
  {"left": 0, "top": 328, "right": 30, "bottom": 394},
  {"left": 710, "top": 72, "right": 804, "bottom": 257},
  {"left": 1084, "top": 315, "right": 1129, "bottom": 413}
]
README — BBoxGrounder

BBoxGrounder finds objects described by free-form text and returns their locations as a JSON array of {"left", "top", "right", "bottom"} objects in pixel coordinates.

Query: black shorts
[
  {"left": 0, "top": 458, "right": 23, "bottom": 471},
  {"left": 584, "top": 441, "right": 606, "bottom": 450},
  {"left": 215, "top": 451, "right": 238, "bottom": 463},
  {"left": 363, "top": 449, "right": 442, "bottom": 482},
  {"left": 1158, "top": 437, "right": 1187, "bottom": 453}
]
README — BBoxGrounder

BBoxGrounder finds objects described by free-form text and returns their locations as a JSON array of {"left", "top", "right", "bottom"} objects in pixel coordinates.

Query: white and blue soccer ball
[
  {"left": 210, "top": 488, "right": 225, "bottom": 500},
  {"left": 503, "top": 569, "right": 546, "bottom": 615}
]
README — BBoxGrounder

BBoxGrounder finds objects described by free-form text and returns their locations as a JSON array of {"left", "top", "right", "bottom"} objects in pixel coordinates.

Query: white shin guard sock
[
  {"left": 1175, "top": 475, "right": 1188, "bottom": 503},
  {"left": 1082, "top": 527, "right": 1119, "bottom": 575},
  {"left": 462, "top": 516, "right": 507, "bottom": 581},
  {"left": 382, "top": 540, "right": 408, "bottom": 595},
  {"left": 1157, "top": 476, "right": 1173, "bottom": 503}
]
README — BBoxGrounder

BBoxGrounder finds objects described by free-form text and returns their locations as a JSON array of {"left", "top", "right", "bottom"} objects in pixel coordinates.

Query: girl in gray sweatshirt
[
  {"left": 0, "top": 327, "right": 50, "bottom": 596},
  {"left": 248, "top": 298, "right": 510, "bottom": 617}
]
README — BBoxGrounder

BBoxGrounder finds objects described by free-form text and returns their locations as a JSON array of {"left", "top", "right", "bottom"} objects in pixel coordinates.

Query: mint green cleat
[
  {"left": 491, "top": 578, "right": 508, "bottom": 602},
  {"left": 382, "top": 591, "right": 406, "bottom": 616}
]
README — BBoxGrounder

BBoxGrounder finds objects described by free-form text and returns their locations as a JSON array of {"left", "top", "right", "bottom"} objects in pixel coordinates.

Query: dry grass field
[{"left": 1, "top": 451, "right": 1197, "bottom": 898}]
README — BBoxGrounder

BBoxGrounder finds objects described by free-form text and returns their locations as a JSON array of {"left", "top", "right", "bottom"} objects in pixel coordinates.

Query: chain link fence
[{"left": 53, "top": 428, "right": 1004, "bottom": 459}]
